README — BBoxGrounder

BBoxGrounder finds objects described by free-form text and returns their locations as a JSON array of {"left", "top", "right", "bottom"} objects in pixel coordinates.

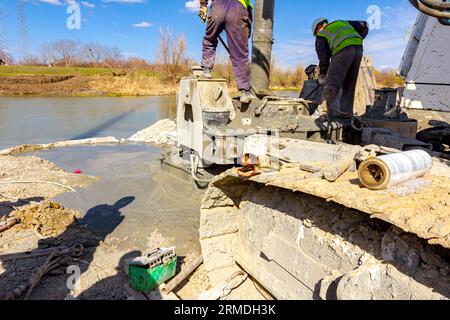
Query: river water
[{"left": 0, "top": 96, "right": 177, "bottom": 150}]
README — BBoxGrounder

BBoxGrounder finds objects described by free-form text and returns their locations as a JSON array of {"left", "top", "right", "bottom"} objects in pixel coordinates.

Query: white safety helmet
[{"left": 312, "top": 18, "right": 328, "bottom": 36}]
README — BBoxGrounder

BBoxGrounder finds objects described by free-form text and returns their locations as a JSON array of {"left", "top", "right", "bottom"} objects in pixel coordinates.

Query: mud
[
  {"left": 0, "top": 75, "right": 95, "bottom": 96},
  {"left": 0, "top": 143, "right": 209, "bottom": 300},
  {"left": 12, "top": 202, "right": 80, "bottom": 237},
  {"left": 0, "top": 155, "right": 96, "bottom": 208},
  {"left": 0, "top": 137, "right": 120, "bottom": 156}
]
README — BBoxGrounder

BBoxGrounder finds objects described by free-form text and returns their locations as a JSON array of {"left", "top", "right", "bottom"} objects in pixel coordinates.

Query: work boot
[
  {"left": 202, "top": 67, "right": 212, "bottom": 79},
  {"left": 312, "top": 101, "right": 328, "bottom": 117},
  {"left": 239, "top": 90, "right": 256, "bottom": 104}
]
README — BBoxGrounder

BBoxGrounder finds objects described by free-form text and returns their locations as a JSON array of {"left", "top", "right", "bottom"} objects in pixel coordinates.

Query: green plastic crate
[{"left": 129, "top": 247, "right": 177, "bottom": 293}]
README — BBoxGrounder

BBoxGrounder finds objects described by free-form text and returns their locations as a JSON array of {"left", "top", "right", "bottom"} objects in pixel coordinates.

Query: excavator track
[{"left": 199, "top": 161, "right": 450, "bottom": 299}]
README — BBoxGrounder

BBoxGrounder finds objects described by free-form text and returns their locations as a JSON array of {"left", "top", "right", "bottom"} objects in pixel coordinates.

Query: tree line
[{"left": 0, "top": 27, "right": 403, "bottom": 88}]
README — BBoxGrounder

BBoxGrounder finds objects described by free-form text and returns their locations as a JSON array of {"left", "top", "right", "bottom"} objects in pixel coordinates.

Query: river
[{"left": 0, "top": 96, "right": 177, "bottom": 150}]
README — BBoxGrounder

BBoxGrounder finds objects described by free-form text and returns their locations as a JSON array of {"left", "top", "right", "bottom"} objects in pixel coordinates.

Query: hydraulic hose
[
  {"left": 409, "top": 0, "right": 450, "bottom": 19},
  {"left": 420, "top": 0, "right": 450, "bottom": 10}
]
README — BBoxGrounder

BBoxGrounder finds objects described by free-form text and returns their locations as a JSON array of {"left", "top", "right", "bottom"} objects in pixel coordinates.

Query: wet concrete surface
[
  {"left": 29, "top": 143, "right": 203, "bottom": 256},
  {"left": 0, "top": 96, "right": 176, "bottom": 150}
]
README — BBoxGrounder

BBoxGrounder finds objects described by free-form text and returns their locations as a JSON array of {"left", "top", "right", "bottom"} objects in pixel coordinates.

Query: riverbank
[
  {"left": 0, "top": 66, "right": 178, "bottom": 97},
  {"left": 0, "top": 66, "right": 299, "bottom": 97}
]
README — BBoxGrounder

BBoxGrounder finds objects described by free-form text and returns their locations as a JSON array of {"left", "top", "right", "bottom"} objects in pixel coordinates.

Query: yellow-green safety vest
[
  {"left": 317, "top": 20, "right": 363, "bottom": 56},
  {"left": 238, "top": 0, "right": 253, "bottom": 9}
]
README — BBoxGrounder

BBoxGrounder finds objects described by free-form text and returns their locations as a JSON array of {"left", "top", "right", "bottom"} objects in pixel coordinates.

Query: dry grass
[
  {"left": 375, "top": 69, "right": 405, "bottom": 88},
  {"left": 89, "top": 72, "right": 176, "bottom": 96},
  {"left": 270, "top": 62, "right": 306, "bottom": 90}
]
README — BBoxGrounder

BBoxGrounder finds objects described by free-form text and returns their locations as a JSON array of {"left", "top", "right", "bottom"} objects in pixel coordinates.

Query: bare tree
[
  {"left": 103, "top": 46, "right": 123, "bottom": 68},
  {"left": 83, "top": 42, "right": 105, "bottom": 66},
  {"left": 21, "top": 54, "right": 43, "bottom": 66},
  {"left": 40, "top": 40, "right": 81, "bottom": 67},
  {"left": 157, "top": 27, "right": 189, "bottom": 81},
  {"left": 82, "top": 43, "right": 123, "bottom": 67},
  {"left": 0, "top": 49, "right": 13, "bottom": 65}
]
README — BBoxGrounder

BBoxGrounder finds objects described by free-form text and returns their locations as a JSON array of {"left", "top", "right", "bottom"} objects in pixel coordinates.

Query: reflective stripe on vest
[
  {"left": 317, "top": 20, "right": 363, "bottom": 55},
  {"left": 238, "top": 0, "right": 253, "bottom": 9}
]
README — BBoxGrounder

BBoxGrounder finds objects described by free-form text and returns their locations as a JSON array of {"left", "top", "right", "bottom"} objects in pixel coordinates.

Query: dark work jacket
[{"left": 316, "top": 21, "right": 369, "bottom": 76}]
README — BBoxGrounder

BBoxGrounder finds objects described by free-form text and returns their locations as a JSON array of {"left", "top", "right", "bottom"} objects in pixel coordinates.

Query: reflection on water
[{"left": 0, "top": 96, "right": 176, "bottom": 150}]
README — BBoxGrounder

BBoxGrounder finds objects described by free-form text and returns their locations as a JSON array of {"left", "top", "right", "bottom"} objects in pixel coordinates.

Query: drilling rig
[{"left": 163, "top": 0, "right": 450, "bottom": 299}]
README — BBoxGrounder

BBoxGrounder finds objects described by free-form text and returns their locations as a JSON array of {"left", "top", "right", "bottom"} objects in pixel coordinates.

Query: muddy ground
[
  {"left": 0, "top": 155, "right": 210, "bottom": 300},
  {"left": 0, "top": 75, "right": 99, "bottom": 96},
  {"left": 0, "top": 73, "right": 176, "bottom": 97}
]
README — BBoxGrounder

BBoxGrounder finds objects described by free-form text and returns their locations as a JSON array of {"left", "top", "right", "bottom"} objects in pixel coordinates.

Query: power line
[
  {"left": 17, "top": 0, "right": 30, "bottom": 61},
  {"left": 0, "top": 2, "right": 6, "bottom": 52}
]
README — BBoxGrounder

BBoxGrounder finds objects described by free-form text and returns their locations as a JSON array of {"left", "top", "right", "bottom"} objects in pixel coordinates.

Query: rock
[
  {"left": 127, "top": 119, "right": 177, "bottom": 146},
  {"left": 381, "top": 227, "right": 421, "bottom": 272},
  {"left": 420, "top": 246, "right": 447, "bottom": 268},
  {"left": 336, "top": 263, "right": 447, "bottom": 300},
  {"left": 424, "top": 268, "right": 440, "bottom": 280}
]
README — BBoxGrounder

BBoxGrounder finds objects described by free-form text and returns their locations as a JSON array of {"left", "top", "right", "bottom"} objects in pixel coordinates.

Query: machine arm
[{"left": 409, "top": 0, "right": 450, "bottom": 24}]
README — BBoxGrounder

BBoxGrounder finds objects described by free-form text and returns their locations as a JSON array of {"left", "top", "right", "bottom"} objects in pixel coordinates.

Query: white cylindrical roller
[{"left": 358, "top": 149, "right": 433, "bottom": 190}]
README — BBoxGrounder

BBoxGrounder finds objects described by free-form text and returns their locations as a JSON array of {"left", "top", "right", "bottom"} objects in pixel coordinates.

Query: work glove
[
  {"left": 199, "top": 6, "right": 208, "bottom": 22},
  {"left": 318, "top": 74, "right": 326, "bottom": 86}
]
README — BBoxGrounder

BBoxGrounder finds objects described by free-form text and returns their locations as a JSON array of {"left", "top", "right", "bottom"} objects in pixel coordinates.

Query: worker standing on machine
[
  {"left": 312, "top": 18, "right": 369, "bottom": 116},
  {"left": 199, "top": 0, "right": 256, "bottom": 103}
]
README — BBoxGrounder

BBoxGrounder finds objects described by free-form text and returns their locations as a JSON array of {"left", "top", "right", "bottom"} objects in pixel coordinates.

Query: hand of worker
[
  {"left": 199, "top": 6, "right": 208, "bottom": 22},
  {"left": 318, "top": 74, "right": 326, "bottom": 85}
]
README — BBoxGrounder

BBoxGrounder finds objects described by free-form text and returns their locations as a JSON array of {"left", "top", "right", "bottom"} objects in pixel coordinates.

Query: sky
[{"left": 0, "top": 0, "right": 419, "bottom": 69}]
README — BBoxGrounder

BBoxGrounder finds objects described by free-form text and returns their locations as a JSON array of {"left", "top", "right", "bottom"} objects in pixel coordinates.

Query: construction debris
[
  {"left": 198, "top": 271, "right": 248, "bottom": 300},
  {"left": 5, "top": 244, "right": 84, "bottom": 300}
]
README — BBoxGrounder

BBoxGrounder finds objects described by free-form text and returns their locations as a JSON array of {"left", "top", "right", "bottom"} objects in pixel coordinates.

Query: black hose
[{"left": 409, "top": 0, "right": 450, "bottom": 19}]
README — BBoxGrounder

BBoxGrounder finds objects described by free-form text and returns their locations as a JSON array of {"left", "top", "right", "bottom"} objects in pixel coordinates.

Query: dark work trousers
[
  {"left": 323, "top": 45, "right": 363, "bottom": 115},
  {"left": 201, "top": 0, "right": 252, "bottom": 91}
]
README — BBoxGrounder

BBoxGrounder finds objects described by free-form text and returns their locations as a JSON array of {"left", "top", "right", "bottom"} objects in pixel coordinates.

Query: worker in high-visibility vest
[
  {"left": 312, "top": 18, "right": 369, "bottom": 116},
  {"left": 199, "top": 0, "right": 255, "bottom": 103}
]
